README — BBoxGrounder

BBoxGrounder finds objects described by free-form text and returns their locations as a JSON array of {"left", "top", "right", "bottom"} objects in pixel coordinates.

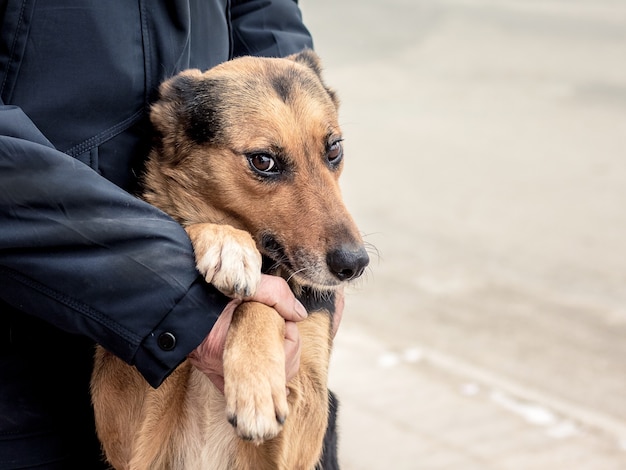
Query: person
[{"left": 0, "top": 1, "right": 342, "bottom": 468}]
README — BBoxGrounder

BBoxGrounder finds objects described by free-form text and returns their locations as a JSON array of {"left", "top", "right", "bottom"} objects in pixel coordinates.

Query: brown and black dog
[{"left": 91, "top": 50, "right": 369, "bottom": 470}]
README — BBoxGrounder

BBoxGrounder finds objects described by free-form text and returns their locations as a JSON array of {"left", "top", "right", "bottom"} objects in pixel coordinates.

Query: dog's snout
[{"left": 326, "top": 244, "right": 369, "bottom": 282}]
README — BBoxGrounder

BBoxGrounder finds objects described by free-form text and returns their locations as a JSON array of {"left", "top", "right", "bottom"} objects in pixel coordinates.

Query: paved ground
[{"left": 300, "top": 1, "right": 626, "bottom": 468}]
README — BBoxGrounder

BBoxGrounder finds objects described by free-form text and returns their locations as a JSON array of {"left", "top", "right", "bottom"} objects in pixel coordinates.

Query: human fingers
[
  {"left": 283, "top": 320, "right": 301, "bottom": 383},
  {"left": 187, "top": 299, "right": 240, "bottom": 394},
  {"left": 332, "top": 287, "right": 345, "bottom": 338},
  {"left": 246, "top": 274, "right": 308, "bottom": 322}
]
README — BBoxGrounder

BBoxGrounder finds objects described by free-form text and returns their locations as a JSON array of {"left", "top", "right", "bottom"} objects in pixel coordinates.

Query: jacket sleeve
[
  {"left": 0, "top": 104, "right": 229, "bottom": 388},
  {"left": 230, "top": 0, "right": 313, "bottom": 58}
]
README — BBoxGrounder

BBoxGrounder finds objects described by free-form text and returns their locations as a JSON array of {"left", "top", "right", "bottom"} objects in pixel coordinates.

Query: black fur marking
[
  {"left": 186, "top": 102, "right": 218, "bottom": 144},
  {"left": 296, "top": 286, "right": 336, "bottom": 316},
  {"left": 271, "top": 74, "right": 293, "bottom": 103},
  {"left": 315, "top": 390, "right": 340, "bottom": 470},
  {"left": 180, "top": 78, "right": 224, "bottom": 145}
]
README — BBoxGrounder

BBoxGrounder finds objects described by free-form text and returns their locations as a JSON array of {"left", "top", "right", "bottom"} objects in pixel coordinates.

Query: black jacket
[{"left": 0, "top": 1, "right": 312, "bottom": 467}]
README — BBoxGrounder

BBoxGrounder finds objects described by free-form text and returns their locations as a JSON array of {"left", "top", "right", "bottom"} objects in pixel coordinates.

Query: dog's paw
[
  {"left": 224, "top": 363, "right": 289, "bottom": 444},
  {"left": 185, "top": 223, "right": 262, "bottom": 298},
  {"left": 223, "top": 305, "right": 289, "bottom": 443}
]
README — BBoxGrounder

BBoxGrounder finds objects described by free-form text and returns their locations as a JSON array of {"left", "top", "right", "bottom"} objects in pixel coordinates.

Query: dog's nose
[{"left": 326, "top": 244, "right": 369, "bottom": 281}]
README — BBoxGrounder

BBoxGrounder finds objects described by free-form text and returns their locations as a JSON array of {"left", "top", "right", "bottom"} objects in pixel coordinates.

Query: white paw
[
  {"left": 196, "top": 236, "right": 262, "bottom": 298},
  {"left": 186, "top": 224, "right": 262, "bottom": 299}
]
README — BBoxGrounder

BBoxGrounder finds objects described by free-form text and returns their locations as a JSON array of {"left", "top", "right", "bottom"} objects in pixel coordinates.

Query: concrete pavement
[
  {"left": 300, "top": 1, "right": 626, "bottom": 468},
  {"left": 329, "top": 327, "right": 626, "bottom": 469}
]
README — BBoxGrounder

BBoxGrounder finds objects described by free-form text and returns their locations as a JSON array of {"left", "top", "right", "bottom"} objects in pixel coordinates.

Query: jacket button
[{"left": 157, "top": 332, "right": 176, "bottom": 351}]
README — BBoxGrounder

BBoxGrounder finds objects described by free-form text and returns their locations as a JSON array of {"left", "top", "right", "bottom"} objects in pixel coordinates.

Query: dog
[{"left": 90, "top": 50, "right": 369, "bottom": 470}]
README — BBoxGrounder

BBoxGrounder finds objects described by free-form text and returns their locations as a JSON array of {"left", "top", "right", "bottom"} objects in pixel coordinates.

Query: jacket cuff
[{"left": 133, "top": 276, "right": 229, "bottom": 388}]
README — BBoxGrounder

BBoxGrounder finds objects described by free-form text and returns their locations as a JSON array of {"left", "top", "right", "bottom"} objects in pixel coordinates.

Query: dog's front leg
[
  {"left": 223, "top": 301, "right": 288, "bottom": 444},
  {"left": 186, "top": 222, "right": 288, "bottom": 439},
  {"left": 185, "top": 223, "right": 289, "bottom": 446}
]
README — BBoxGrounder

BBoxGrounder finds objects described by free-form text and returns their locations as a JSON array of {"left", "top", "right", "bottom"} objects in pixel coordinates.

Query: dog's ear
[
  {"left": 150, "top": 70, "right": 223, "bottom": 164},
  {"left": 288, "top": 49, "right": 339, "bottom": 108},
  {"left": 289, "top": 49, "right": 324, "bottom": 77},
  {"left": 151, "top": 69, "right": 202, "bottom": 137}
]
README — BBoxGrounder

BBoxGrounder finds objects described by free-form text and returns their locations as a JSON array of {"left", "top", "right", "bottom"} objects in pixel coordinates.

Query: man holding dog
[{"left": 0, "top": 1, "right": 340, "bottom": 468}]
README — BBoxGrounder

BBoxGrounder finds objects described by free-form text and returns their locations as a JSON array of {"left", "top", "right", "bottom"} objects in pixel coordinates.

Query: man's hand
[
  {"left": 332, "top": 287, "right": 344, "bottom": 338},
  {"left": 188, "top": 274, "right": 308, "bottom": 393}
]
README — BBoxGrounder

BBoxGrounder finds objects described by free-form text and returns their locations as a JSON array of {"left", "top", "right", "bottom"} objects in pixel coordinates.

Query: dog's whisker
[
  {"left": 363, "top": 241, "right": 381, "bottom": 263},
  {"left": 272, "top": 257, "right": 290, "bottom": 274},
  {"left": 358, "top": 232, "right": 381, "bottom": 262},
  {"left": 286, "top": 267, "right": 309, "bottom": 283}
]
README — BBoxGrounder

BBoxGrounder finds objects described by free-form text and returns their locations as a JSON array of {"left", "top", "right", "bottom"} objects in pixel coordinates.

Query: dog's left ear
[
  {"left": 288, "top": 49, "right": 339, "bottom": 108},
  {"left": 151, "top": 70, "right": 225, "bottom": 165}
]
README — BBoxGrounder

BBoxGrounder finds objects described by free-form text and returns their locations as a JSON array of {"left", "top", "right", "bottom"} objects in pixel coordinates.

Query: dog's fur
[{"left": 91, "top": 50, "right": 368, "bottom": 470}]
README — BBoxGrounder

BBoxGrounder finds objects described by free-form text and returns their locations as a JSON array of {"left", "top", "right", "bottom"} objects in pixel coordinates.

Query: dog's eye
[
  {"left": 327, "top": 140, "right": 343, "bottom": 166},
  {"left": 248, "top": 153, "right": 278, "bottom": 174}
]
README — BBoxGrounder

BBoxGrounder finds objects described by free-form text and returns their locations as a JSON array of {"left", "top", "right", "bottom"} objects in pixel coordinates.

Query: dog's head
[{"left": 146, "top": 50, "right": 368, "bottom": 291}]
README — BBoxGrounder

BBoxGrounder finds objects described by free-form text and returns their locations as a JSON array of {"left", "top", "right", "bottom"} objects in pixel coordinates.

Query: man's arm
[
  {"left": 230, "top": 0, "right": 313, "bottom": 58},
  {"left": 0, "top": 103, "right": 228, "bottom": 387}
]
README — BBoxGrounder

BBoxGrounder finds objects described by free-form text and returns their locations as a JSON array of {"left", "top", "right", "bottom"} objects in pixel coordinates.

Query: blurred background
[{"left": 299, "top": 1, "right": 626, "bottom": 469}]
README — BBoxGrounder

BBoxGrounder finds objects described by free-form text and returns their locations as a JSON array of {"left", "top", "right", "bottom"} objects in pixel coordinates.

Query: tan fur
[{"left": 91, "top": 51, "right": 366, "bottom": 469}]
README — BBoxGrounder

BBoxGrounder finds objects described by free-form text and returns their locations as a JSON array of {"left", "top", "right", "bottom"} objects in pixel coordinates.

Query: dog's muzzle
[{"left": 260, "top": 233, "right": 368, "bottom": 284}]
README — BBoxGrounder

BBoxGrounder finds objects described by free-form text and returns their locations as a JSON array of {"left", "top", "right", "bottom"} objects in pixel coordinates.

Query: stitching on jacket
[
  {"left": 139, "top": 0, "right": 152, "bottom": 104},
  {"left": 63, "top": 108, "right": 145, "bottom": 158},
  {"left": 226, "top": 0, "right": 234, "bottom": 60},
  {"left": 0, "top": 0, "right": 27, "bottom": 99},
  {"left": 0, "top": 266, "right": 142, "bottom": 346}
]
